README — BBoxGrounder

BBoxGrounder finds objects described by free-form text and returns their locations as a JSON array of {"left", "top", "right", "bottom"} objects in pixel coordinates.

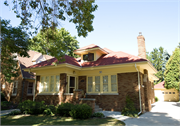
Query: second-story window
[{"left": 83, "top": 53, "right": 94, "bottom": 61}]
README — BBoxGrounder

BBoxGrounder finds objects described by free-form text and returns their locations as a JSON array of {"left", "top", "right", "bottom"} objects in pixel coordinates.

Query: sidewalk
[{"left": 1, "top": 109, "right": 20, "bottom": 116}]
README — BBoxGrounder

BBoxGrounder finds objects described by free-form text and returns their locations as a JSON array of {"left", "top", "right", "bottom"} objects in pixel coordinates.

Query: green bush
[
  {"left": 121, "top": 96, "right": 138, "bottom": 117},
  {"left": 69, "top": 103, "right": 92, "bottom": 119},
  {"left": 43, "top": 105, "right": 57, "bottom": 116},
  {"left": 1, "top": 101, "right": 14, "bottom": 110},
  {"left": 57, "top": 103, "right": 74, "bottom": 117},
  {"left": 8, "top": 110, "right": 21, "bottom": 115},
  {"left": 92, "top": 112, "right": 105, "bottom": 118},
  {"left": 1, "top": 92, "right": 6, "bottom": 101},
  {"left": 155, "top": 97, "right": 159, "bottom": 102},
  {"left": 18, "top": 100, "right": 46, "bottom": 115}
]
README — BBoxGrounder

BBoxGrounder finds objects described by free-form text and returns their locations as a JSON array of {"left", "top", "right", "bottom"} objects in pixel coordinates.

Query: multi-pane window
[
  {"left": 95, "top": 76, "right": 100, "bottom": 92},
  {"left": 12, "top": 81, "right": 18, "bottom": 95},
  {"left": 27, "top": 82, "right": 33, "bottom": 94},
  {"left": 111, "top": 75, "right": 117, "bottom": 91},
  {"left": 103, "top": 75, "right": 108, "bottom": 92},
  {"left": 70, "top": 77, "right": 75, "bottom": 93},
  {"left": 40, "top": 75, "right": 60, "bottom": 93},
  {"left": 87, "top": 75, "right": 117, "bottom": 93},
  {"left": 56, "top": 75, "right": 60, "bottom": 92},
  {"left": 88, "top": 77, "right": 93, "bottom": 92}
]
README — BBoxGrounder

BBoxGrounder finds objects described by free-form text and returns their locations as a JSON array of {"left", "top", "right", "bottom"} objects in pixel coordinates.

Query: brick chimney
[{"left": 137, "top": 32, "right": 146, "bottom": 59}]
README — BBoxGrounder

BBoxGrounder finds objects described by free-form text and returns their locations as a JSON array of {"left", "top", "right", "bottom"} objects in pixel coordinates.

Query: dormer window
[{"left": 83, "top": 53, "right": 94, "bottom": 61}]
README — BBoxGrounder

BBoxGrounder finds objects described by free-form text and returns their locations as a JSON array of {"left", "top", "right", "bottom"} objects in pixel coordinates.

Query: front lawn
[{"left": 1, "top": 115, "right": 125, "bottom": 125}]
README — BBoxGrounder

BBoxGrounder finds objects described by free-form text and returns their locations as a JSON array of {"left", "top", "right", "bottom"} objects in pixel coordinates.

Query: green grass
[{"left": 1, "top": 114, "right": 125, "bottom": 125}]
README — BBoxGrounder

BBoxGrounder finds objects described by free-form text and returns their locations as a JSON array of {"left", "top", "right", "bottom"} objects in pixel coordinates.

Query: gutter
[{"left": 135, "top": 63, "right": 142, "bottom": 115}]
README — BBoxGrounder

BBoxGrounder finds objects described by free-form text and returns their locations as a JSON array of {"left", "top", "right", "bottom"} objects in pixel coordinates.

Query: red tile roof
[
  {"left": 80, "top": 51, "right": 147, "bottom": 67},
  {"left": 154, "top": 81, "right": 165, "bottom": 89},
  {"left": 74, "top": 44, "right": 99, "bottom": 51},
  {"left": 28, "top": 55, "right": 81, "bottom": 68}
]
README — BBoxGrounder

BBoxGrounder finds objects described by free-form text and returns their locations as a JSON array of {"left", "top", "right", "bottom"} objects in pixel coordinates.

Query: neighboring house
[
  {"left": 154, "top": 81, "right": 179, "bottom": 102},
  {"left": 23, "top": 33, "right": 158, "bottom": 113},
  {"left": 1, "top": 50, "right": 53, "bottom": 103}
]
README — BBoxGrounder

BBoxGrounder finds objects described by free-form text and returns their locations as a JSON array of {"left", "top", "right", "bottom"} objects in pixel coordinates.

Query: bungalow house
[
  {"left": 1, "top": 51, "right": 53, "bottom": 102},
  {"left": 22, "top": 33, "right": 158, "bottom": 113},
  {"left": 154, "top": 81, "right": 179, "bottom": 102}
]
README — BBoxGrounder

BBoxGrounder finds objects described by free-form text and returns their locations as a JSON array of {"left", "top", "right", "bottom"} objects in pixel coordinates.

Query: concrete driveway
[
  {"left": 100, "top": 102, "right": 180, "bottom": 126},
  {"left": 123, "top": 102, "right": 180, "bottom": 126}
]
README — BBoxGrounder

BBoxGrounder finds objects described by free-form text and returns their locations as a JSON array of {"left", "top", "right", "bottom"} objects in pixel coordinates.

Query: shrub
[
  {"left": 121, "top": 96, "right": 138, "bottom": 117},
  {"left": 1, "top": 101, "right": 14, "bottom": 110},
  {"left": 43, "top": 105, "right": 57, "bottom": 116},
  {"left": 1, "top": 92, "right": 6, "bottom": 101},
  {"left": 8, "top": 110, "right": 21, "bottom": 115},
  {"left": 69, "top": 103, "right": 92, "bottom": 119},
  {"left": 92, "top": 112, "right": 105, "bottom": 118},
  {"left": 18, "top": 100, "right": 46, "bottom": 115},
  {"left": 57, "top": 103, "right": 74, "bottom": 117},
  {"left": 155, "top": 97, "right": 159, "bottom": 102}
]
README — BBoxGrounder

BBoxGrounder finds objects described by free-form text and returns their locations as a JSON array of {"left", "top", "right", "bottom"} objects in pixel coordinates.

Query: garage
[{"left": 154, "top": 81, "right": 179, "bottom": 102}]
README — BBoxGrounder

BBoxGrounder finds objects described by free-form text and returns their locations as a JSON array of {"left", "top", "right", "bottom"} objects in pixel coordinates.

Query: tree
[
  {"left": 4, "top": 0, "right": 98, "bottom": 37},
  {"left": 29, "top": 28, "right": 79, "bottom": 60},
  {"left": 1, "top": 19, "right": 29, "bottom": 83},
  {"left": 146, "top": 47, "right": 170, "bottom": 84},
  {"left": 164, "top": 47, "right": 180, "bottom": 91}
]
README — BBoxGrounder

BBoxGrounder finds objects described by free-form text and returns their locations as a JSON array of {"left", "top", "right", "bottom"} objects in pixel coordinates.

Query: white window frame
[
  {"left": 27, "top": 82, "right": 34, "bottom": 95},
  {"left": 12, "top": 81, "right": 18, "bottom": 96},
  {"left": 86, "top": 74, "right": 118, "bottom": 94},
  {"left": 39, "top": 75, "right": 60, "bottom": 94},
  {"left": 65, "top": 75, "right": 77, "bottom": 94}
]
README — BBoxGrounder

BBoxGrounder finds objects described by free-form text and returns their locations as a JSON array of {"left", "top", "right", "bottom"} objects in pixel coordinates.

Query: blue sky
[{"left": 1, "top": 0, "right": 180, "bottom": 56}]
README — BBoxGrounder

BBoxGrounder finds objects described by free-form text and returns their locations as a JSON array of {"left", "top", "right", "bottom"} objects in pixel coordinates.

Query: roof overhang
[{"left": 74, "top": 47, "right": 109, "bottom": 55}]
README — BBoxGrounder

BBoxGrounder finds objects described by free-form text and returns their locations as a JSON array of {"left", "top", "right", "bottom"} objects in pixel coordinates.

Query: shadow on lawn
[{"left": 1, "top": 115, "right": 125, "bottom": 125}]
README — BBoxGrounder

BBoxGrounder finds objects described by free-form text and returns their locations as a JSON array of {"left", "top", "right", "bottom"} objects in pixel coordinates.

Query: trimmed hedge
[
  {"left": 69, "top": 103, "right": 92, "bottom": 119},
  {"left": 44, "top": 105, "right": 57, "bottom": 115},
  {"left": 155, "top": 96, "right": 159, "bottom": 102}
]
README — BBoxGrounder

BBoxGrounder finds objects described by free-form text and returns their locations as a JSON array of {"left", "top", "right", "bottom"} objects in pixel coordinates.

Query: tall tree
[
  {"left": 146, "top": 47, "right": 170, "bottom": 84},
  {"left": 29, "top": 28, "right": 79, "bottom": 61},
  {"left": 164, "top": 46, "right": 180, "bottom": 91},
  {"left": 1, "top": 19, "right": 29, "bottom": 83},
  {"left": 4, "top": 0, "right": 98, "bottom": 37}
]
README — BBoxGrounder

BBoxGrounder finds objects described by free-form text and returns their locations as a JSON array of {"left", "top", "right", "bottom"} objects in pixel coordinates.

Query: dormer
[{"left": 74, "top": 44, "right": 109, "bottom": 62}]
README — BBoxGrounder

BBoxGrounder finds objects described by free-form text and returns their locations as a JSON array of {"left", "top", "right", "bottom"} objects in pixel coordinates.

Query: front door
[{"left": 69, "top": 76, "right": 75, "bottom": 93}]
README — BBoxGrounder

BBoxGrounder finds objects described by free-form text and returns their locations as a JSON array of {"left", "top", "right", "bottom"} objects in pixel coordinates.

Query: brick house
[
  {"left": 2, "top": 33, "right": 158, "bottom": 114},
  {"left": 22, "top": 33, "right": 158, "bottom": 113},
  {"left": 1, "top": 50, "right": 53, "bottom": 103}
]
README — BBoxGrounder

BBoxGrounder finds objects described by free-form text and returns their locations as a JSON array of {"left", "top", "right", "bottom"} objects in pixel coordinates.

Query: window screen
[
  {"left": 111, "top": 75, "right": 117, "bottom": 91},
  {"left": 103, "top": 76, "right": 108, "bottom": 92},
  {"left": 88, "top": 77, "right": 93, "bottom": 92},
  {"left": 95, "top": 76, "right": 100, "bottom": 92}
]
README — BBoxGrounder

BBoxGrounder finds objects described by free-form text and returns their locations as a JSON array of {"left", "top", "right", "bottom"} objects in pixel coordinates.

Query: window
[
  {"left": 83, "top": 53, "right": 94, "bottom": 61},
  {"left": 169, "top": 92, "right": 171, "bottom": 94},
  {"left": 50, "top": 76, "right": 54, "bottom": 92},
  {"left": 12, "top": 81, "right": 18, "bottom": 95},
  {"left": 103, "top": 75, "right": 108, "bottom": 92},
  {"left": 40, "top": 75, "right": 60, "bottom": 93},
  {"left": 173, "top": 92, "right": 175, "bottom": 94},
  {"left": 88, "top": 77, "right": 93, "bottom": 92},
  {"left": 165, "top": 92, "right": 168, "bottom": 94},
  {"left": 87, "top": 75, "right": 117, "bottom": 93},
  {"left": 56, "top": 75, "right": 60, "bottom": 92},
  {"left": 162, "top": 92, "right": 164, "bottom": 94},
  {"left": 95, "top": 76, "right": 100, "bottom": 92},
  {"left": 111, "top": 75, "right": 117, "bottom": 91},
  {"left": 27, "top": 82, "right": 33, "bottom": 95}
]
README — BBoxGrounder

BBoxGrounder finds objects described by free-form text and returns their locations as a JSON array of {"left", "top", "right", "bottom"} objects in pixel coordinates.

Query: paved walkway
[
  {"left": 0, "top": 109, "right": 20, "bottom": 116},
  {"left": 100, "top": 102, "right": 180, "bottom": 126}
]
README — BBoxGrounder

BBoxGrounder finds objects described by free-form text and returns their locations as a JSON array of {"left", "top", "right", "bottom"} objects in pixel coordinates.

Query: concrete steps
[{"left": 94, "top": 103, "right": 102, "bottom": 112}]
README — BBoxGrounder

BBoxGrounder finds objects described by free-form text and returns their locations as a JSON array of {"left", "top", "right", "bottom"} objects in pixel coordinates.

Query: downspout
[{"left": 135, "top": 63, "right": 142, "bottom": 115}]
